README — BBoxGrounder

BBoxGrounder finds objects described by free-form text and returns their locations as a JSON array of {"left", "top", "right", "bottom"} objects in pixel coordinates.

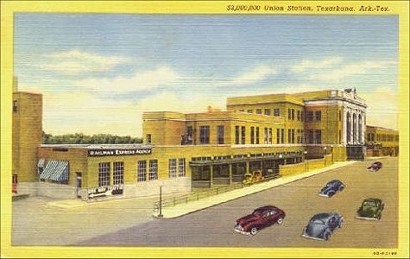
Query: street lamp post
[
  {"left": 158, "top": 185, "right": 163, "bottom": 218},
  {"left": 304, "top": 151, "right": 308, "bottom": 172}
]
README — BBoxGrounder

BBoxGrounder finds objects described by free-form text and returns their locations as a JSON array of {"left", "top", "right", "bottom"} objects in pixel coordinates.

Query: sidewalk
[{"left": 153, "top": 160, "right": 357, "bottom": 218}]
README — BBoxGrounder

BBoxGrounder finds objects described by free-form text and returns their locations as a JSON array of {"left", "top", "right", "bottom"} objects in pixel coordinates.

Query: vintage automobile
[
  {"left": 356, "top": 198, "right": 384, "bottom": 220},
  {"left": 368, "top": 161, "right": 383, "bottom": 172},
  {"left": 319, "top": 179, "right": 345, "bottom": 197},
  {"left": 234, "top": 205, "right": 285, "bottom": 236},
  {"left": 301, "top": 212, "right": 344, "bottom": 241},
  {"left": 242, "top": 170, "right": 264, "bottom": 185}
]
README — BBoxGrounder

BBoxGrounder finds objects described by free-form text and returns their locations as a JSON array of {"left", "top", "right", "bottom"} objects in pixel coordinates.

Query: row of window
[
  {"left": 98, "top": 162, "right": 124, "bottom": 187},
  {"left": 367, "top": 133, "right": 399, "bottom": 142}
]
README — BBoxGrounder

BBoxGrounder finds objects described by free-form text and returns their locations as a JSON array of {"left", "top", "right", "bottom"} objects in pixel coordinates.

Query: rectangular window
[
  {"left": 288, "top": 109, "right": 291, "bottom": 120},
  {"left": 281, "top": 129, "right": 284, "bottom": 144},
  {"left": 292, "top": 129, "right": 295, "bottom": 144},
  {"left": 241, "top": 126, "right": 246, "bottom": 144},
  {"left": 268, "top": 128, "right": 272, "bottom": 144},
  {"left": 307, "top": 130, "right": 314, "bottom": 144},
  {"left": 137, "top": 161, "right": 147, "bottom": 182},
  {"left": 235, "top": 126, "right": 240, "bottom": 144},
  {"left": 113, "top": 162, "right": 124, "bottom": 185},
  {"left": 256, "top": 109, "right": 262, "bottom": 114},
  {"left": 292, "top": 109, "right": 295, "bottom": 120},
  {"left": 98, "top": 162, "right": 110, "bottom": 187},
  {"left": 274, "top": 108, "right": 280, "bottom": 117},
  {"left": 297, "top": 111, "right": 301, "bottom": 121},
  {"left": 256, "top": 127, "right": 260, "bottom": 144},
  {"left": 217, "top": 125, "right": 224, "bottom": 144},
  {"left": 199, "top": 126, "right": 210, "bottom": 144},
  {"left": 186, "top": 126, "right": 193, "bottom": 144},
  {"left": 149, "top": 160, "right": 158, "bottom": 180},
  {"left": 276, "top": 129, "right": 280, "bottom": 144},
  {"left": 315, "top": 111, "right": 321, "bottom": 121},
  {"left": 146, "top": 134, "right": 152, "bottom": 144},
  {"left": 306, "top": 111, "right": 313, "bottom": 122},
  {"left": 315, "top": 130, "right": 322, "bottom": 144},
  {"left": 178, "top": 158, "right": 186, "bottom": 177},
  {"left": 250, "top": 127, "right": 255, "bottom": 144},
  {"left": 13, "top": 100, "right": 17, "bottom": 112},
  {"left": 247, "top": 109, "right": 253, "bottom": 113},
  {"left": 169, "top": 159, "right": 177, "bottom": 178},
  {"left": 264, "top": 109, "right": 271, "bottom": 116},
  {"left": 288, "top": 129, "right": 291, "bottom": 144}
]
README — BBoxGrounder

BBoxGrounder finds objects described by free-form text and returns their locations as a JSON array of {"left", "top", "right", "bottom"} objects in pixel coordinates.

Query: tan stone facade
[
  {"left": 12, "top": 92, "right": 42, "bottom": 184},
  {"left": 12, "top": 87, "right": 399, "bottom": 200},
  {"left": 366, "top": 126, "right": 399, "bottom": 156}
]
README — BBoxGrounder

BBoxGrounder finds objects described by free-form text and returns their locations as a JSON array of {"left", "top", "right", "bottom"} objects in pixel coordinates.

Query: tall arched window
[
  {"left": 358, "top": 114, "right": 363, "bottom": 144},
  {"left": 346, "top": 112, "right": 351, "bottom": 144},
  {"left": 353, "top": 113, "right": 357, "bottom": 144}
]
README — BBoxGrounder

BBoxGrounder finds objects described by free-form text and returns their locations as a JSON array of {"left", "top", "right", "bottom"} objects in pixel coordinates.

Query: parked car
[
  {"left": 234, "top": 205, "right": 285, "bottom": 235},
  {"left": 368, "top": 161, "right": 383, "bottom": 172},
  {"left": 242, "top": 170, "right": 264, "bottom": 185},
  {"left": 301, "top": 212, "right": 344, "bottom": 241},
  {"left": 319, "top": 179, "right": 345, "bottom": 197},
  {"left": 356, "top": 198, "right": 384, "bottom": 220}
]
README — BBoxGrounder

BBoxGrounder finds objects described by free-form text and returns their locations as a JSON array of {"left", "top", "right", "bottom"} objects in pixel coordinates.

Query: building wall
[
  {"left": 366, "top": 126, "right": 399, "bottom": 156},
  {"left": 12, "top": 92, "right": 42, "bottom": 183}
]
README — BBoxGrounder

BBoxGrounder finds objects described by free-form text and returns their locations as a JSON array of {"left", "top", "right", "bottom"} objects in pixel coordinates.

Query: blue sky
[{"left": 14, "top": 14, "right": 399, "bottom": 136}]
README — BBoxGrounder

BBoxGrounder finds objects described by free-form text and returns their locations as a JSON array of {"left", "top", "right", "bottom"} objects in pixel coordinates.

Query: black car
[
  {"left": 319, "top": 179, "right": 345, "bottom": 197},
  {"left": 368, "top": 161, "right": 383, "bottom": 172},
  {"left": 301, "top": 212, "right": 344, "bottom": 241}
]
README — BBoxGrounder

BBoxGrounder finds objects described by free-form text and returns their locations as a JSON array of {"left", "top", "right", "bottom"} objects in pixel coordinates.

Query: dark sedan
[
  {"left": 356, "top": 198, "right": 384, "bottom": 220},
  {"left": 367, "top": 161, "right": 383, "bottom": 172},
  {"left": 234, "top": 205, "right": 285, "bottom": 236},
  {"left": 301, "top": 212, "right": 344, "bottom": 241},
  {"left": 319, "top": 179, "right": 345, "bottom": 197},
  {"left": 368, "top": 161, "right": 383, "bottom": 172}
]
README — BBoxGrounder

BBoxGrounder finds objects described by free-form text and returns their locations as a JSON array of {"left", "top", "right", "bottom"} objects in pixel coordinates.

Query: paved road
[{"left": 79, "top": 157, "right": 398, "bottom": 247}]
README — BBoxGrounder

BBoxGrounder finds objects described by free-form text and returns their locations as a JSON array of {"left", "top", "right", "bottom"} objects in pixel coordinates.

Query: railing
[{"left": 153, "top": 174, "right": 281, "bottom": 213}]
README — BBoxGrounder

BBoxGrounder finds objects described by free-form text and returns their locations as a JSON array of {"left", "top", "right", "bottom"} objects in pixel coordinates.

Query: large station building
[{"left": 12, "top": 84, "right": 399, "bottom": 200}]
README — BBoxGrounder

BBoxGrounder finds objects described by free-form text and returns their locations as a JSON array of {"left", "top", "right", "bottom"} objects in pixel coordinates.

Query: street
[{"left": 77, "top": 157, "right": 398, "bottom": 247}]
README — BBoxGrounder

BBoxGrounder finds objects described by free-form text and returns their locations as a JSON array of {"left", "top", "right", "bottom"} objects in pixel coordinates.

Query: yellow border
[{"left": 1, "top": 1, "right": 409, "bottom": 258}]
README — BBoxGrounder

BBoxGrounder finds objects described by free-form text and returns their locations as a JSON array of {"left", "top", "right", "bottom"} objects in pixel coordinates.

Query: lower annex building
[{"left": 12, "top": 86, "right": 399, "bottom": 200}]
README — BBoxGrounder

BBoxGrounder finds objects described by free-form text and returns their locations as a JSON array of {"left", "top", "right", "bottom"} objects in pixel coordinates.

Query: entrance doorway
[{"left": 76, "top": 172, "right": 82, "bottom": 198}]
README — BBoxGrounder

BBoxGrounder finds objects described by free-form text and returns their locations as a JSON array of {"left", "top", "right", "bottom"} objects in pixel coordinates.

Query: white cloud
[
  {"left": 310, "top": 60, "right": 396, "bottom": 82},
  {"left": 291, "top": 57, "right": 343, "bottom": 73},
  {"left": 39, "top": 50, "right": 133, "bottom": 75},
  {"left": 230, "top": 65, "right": 278, "bottom": 86},
  {"left": 75, "top": 66, "right": 180, "bottom": 92}
]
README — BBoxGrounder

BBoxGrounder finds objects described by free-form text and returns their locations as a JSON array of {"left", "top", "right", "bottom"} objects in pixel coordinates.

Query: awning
[{"left": 40, "top": 160, "right": 69, "bottom": 182}]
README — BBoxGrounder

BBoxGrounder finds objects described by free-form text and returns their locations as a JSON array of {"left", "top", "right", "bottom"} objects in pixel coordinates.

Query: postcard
[{"left": 1, "top": 1, "right": 409, "bottom": 258}]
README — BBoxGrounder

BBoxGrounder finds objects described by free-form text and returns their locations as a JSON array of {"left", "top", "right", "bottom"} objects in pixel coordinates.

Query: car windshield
[
  {"left": 311, "top": 219, "right": 325, "bottom": 225},
  {"left": 363, "top": 200, "right": 376, "bottom": 207}
]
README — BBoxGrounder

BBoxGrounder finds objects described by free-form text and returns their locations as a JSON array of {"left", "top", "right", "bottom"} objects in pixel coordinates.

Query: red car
[{"left": 234, "top": 205, "right": 286, "bottom": 235}]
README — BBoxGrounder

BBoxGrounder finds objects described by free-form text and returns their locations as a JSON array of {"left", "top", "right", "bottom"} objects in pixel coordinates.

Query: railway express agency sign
[{"left": 88, "top": 147, "right": 152, "bottom": 157}]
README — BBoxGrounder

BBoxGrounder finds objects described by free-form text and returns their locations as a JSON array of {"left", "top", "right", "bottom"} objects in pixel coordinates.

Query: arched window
[
  {"left": 358, "top": 114, "right": 363, "bottom": 144},
  {"left": 346, "top": 112, "right": 351, "bottom": 144},
  {"left": 353, "top": 113, "right": 357, "bottom": 144}
]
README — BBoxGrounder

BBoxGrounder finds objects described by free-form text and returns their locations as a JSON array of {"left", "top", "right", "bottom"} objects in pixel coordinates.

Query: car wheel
[
  {"left": 250, "top": 227, "right": 258, "bottom": 235},
  {"left": 277, "top": 218, "right": 284, "bottom": 225},
  {"left": 323, "top": 231, "right": 330, "bottom": 241},
  {"left": 339, "top": 186, "right": 344, "bottom": 191},
  {"left": 328, "top": 192, "right": 335, "bottom": 197},
  {"left": 377, "top": 214, "right": 382, "bottom": 221},
  {"left": 338, "top": 218, "right": 344, "bottom": 228}
]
